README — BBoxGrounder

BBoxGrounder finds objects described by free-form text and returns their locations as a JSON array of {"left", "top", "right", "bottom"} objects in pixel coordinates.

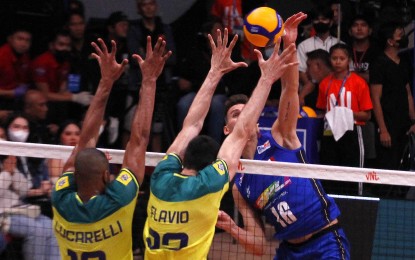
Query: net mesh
[{"left": 0, "top": 141, "right": 415, "bottom": 259}]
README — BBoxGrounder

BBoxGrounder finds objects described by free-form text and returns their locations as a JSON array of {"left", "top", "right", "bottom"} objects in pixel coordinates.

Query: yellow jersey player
[
  {"left": 52, "top": 37, "right": 171, "bottom": 260},
  {"left": 143, "top": 28, "right": 297, "bottom": 259}
]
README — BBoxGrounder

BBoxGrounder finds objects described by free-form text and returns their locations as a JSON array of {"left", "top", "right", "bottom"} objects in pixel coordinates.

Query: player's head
[
  {"left": 74, "top": 148, "right": 110, "bottom": 187},
  {"left": 223, "top": 94, "right": 249, "bottom": 135},
  {"left": 182, "top": 135, "right": 220, "bottom": 171}
]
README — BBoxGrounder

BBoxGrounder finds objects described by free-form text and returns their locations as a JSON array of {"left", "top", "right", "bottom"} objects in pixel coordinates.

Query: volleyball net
[{"left": 0, "top": 141, "right": 415, "bottom": 259}]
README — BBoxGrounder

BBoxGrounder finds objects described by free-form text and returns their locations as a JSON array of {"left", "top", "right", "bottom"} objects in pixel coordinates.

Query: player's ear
[
  {"left": 103, "top": 170, "right": 111, "bottom": 184},
  {"left": 223, "top": 125, "right": 230, "bottom": 136}
]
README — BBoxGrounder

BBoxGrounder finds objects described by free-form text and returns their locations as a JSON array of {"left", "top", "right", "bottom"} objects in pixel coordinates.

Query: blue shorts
[{"left": 275, "top": 225, "right": 350, "bottom": 260}]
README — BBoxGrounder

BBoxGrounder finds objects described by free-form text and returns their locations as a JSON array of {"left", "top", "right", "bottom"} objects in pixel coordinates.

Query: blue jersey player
[{"left": 216, "top": 13, "right": 350, "bottom": 259}]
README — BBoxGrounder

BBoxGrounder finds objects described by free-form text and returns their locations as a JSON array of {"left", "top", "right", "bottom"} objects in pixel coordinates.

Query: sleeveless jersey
[
  {"left": 235, "top": 131, "right": 340, "bottom": 240},
  {"left": 144, "top": 153, "right": 229, "bottom": 259},
  {"left": 52, "top": 169, "right": 139, "bottom": 260}
]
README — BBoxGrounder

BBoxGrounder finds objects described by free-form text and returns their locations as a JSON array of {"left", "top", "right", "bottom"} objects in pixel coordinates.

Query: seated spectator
[
  {"left": 47, "top": 120, "right": 80, "bottom": 184},
  {"left": 5, "top": 113, "right": 52, "bottom": 197},
  {"left": 31, "top": 30, "right": 92, "bottom": 124},
  {"left": 176, "top": 19, "right": 229, "bottom": 143},
  {"left": 0, "top": 155, "right": 59, "bottom": 260},
  {"left": 0, "top": 28, "right": 32, "bottom": 111}
]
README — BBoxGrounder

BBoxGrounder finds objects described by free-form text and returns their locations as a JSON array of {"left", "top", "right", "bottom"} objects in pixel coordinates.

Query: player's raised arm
[
  {"left": 166, "top": 28, "right": 247, "bottom": 158},
  {"left": 122, "top": 37, "right": 172, "bottom": 184},
  {"left": 272, "top": 12, "right": 306, "bottom": 147},
  {"left": 63, "top": 39, "right": 128, "bottom": 173},
  {"left": 218, "top": 39, "right": 297, "bottom": 180}
]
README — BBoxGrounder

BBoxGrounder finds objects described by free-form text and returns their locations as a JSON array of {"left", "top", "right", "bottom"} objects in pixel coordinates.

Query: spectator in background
[
  {"left": 31, "top": 30, "right": 92, "bottom": 124},
  {"left": 0, "top": 28, "right": 32, "bottom": 112},
  {"left": 90, "top": 11, "right": 131, "bottom": 148},
  {"left": 348, "top": 14, "right": 381, "bottom": 167},
  {"left": 0, "top": 155, "right": 60, "bottom": 260},
  {"left": 47, "top": 120, "right": 80, "bottom": 184},
  {"left": 370, "top": 23, "right": 415, "bottom": 173},
  {"left": 66, "top": 11, "right": 98, "bottom": 94},
  {"left": 4, "top": 113, "right": 53, "bottom": 197},
  {"left": 66, "top": 0, "right": 85, "bottom": 15},
  {"left": 176, "top": 19, "right": 228, "bottom": 143},
  {"left": 127, "top": 0, "right": 176, "bottom": 152},
  {"left": 304, "top": 49, "right": 332, "bottom": 110},
  {"left": 23, "top": 90, "right": 53, "bottom": 145},
  {"left": 329, "top": 0, "right": 353, "bottom": 43},
  {"left": 316, "top": 43, "right": 373, "bottom": 195},
  {"left": 298, "top": 6, "right": 339, "bottom": 106},
  {"left": 348, "top": 14, "right": 380, "bottom": 82}
]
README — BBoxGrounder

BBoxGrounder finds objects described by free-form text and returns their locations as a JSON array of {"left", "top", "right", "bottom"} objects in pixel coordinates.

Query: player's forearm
[
  {"left": 128, "top": 78, "right": 156, "bottom": 149},
  {"left": 182, "top": 70, "right": 222, "bottom": 130},
  {"left": 228, "top": 224, "right": 267, "bottom": 256},
  {"left": 78, "top": 79, "right": 113, "bottom": 147},
  {"left": 235, "top": 77, "right": 273, "bottom": 137}
]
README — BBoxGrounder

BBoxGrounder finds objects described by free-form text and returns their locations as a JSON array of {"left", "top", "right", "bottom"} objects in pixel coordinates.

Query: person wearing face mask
[
  {"left": 0, "top": 155, "right": 60, "bottom": 260},
  {"left": 31, "top": 30, "right": 92, "bottom": 125},
  {"left": 4, "top": 114, "right": 53, "bottom": 202},
  {"left": 370, "top": 23, "right": 415, "bottom": 187},
  {"left": 298, "top": 6, "right": 343, "bottom": 107}
]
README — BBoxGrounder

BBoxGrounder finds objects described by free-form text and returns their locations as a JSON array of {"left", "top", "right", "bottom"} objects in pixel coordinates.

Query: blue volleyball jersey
[{"left": 235, "top": 131, "right": 340, "bottom": 241}]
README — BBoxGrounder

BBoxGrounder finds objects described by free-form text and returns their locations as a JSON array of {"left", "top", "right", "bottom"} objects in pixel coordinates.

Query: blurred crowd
[{"left": 1, "top": 0, "right": 415, "bottom": 257}]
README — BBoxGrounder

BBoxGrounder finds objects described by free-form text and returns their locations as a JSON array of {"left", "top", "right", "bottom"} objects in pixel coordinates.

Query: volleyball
[
  {"left": 299, "top": 106, "right": 317, "bottom": 118},
  {"left": 243, "top": 7, "right": 285, "bottom": 47}
]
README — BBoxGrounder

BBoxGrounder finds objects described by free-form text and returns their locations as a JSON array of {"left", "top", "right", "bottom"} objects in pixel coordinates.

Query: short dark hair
[
  {"left": 182, "top": 135, "right": 220, "bottom": 171},
  {"left": 75, "top": 148, "right": 109, "bottom": 179},
  {"left": 309, "top": 6, "right": 334, "bottom": 21},
  {"left": 329, "top": 43, "right": 352, "bottom": 58},
  {"left": 378, "top": 22, "right": 404, "bottom": 48},
  {"left": 348, "top": 14, "right": 372, "bottom": 29},
  {"left": 107, "top": 11, "right": 129, "bottom": 27},
  {"left": 307, "top": 49, "right": 332, "bottom": 68},
  {"left": 57, "top": 120, "right": 81, "bottom": 144},
  {"left": 224, "top": 94, "right": 248, "bottom": 122}
]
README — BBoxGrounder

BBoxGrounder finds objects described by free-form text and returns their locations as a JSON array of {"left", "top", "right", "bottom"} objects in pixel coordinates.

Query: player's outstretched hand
[
  {"left": 283, "top": 12, "right": 307, "bottom": 46},
  {"left": 132, "top": 36, "right": 172, "bottom": 82},
  {"left": 91, "top": 38, "right": 129, "bottom": 83},
  {"left": 255, "top": 38, "right": 298, "bottom": 84},
  {"left": 208, "top": 28, "right": 248, "bottom": 75}
]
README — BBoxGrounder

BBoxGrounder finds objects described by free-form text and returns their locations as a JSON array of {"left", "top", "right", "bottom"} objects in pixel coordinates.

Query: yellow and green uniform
[
  {"left": 144, "top": 153, "right": 229, "bottom": 259},
  {"left": 52, "top": 169, "right": 139, "bottom": 260}
]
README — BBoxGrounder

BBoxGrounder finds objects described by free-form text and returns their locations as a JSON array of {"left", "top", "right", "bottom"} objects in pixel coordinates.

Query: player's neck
[
  {"left": 77, "top": 186, "right": 103, "bottom": 203},
  {"left": 181, "top": 168, "right": 197, "bottom": 176}
]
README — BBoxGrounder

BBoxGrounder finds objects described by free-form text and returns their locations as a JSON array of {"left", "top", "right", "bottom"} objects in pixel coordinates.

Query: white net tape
[{"left": 1, "top": 141, "right": 414, "bottom": 186}]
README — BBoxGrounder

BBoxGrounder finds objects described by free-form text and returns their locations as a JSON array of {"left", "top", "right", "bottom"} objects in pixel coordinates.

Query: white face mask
[{"left": 8, "top": 129, "right": 29, "bottom": 142}]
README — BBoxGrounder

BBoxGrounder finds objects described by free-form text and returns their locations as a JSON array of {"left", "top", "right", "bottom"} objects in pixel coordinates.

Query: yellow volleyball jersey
[
  {"left": 52, "top": 169, "right": 139, "bottom": 260},
  {"left": 144, "top": 153, "right": 229, "bottom": 259}
]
